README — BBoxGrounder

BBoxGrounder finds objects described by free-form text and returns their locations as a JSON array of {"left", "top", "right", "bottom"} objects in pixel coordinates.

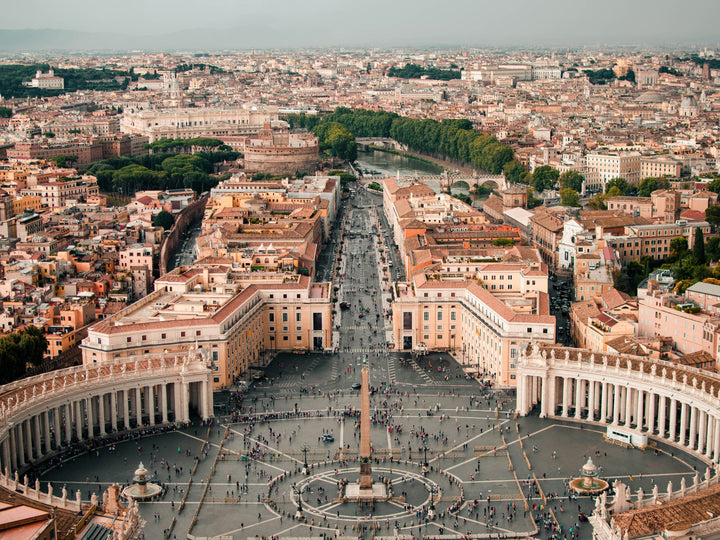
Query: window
[
  {"left": 269, "top": 326, "right": 275, "bottom": 332},
  {"left": 297, "top": 335, "right": 302, "bottom": 341},
  {"left": 196, "top": 330, "right": 201, "bottom": 336},
  {"left": 282, "top": 313, "right": 288, "bottom": 323},
  {"left": 437, "top": 334, "right": 443, "bottom": 340},
  {"left": 282, "top": 326, "right": 288, "bottom": 332},
  {"left": 142, "top": 335, "right": 147, "bottom": 341},
  {"left": 296, "top": 326, "right": 302, "bottom": 331},
  {"left": 424, "top": 312, "right": 429, "bottom": 321},
  {"left": 268, "top": 313, "right": 275, "bottom": 322},
  {"left": 283, "top": 336, "right": 288, "bottom": 341},
  {"left": 161, "top": 333, "right": 166, "bottom": 339},
  {"left": 296, "top": 312, "right": 301, "bottom": 322},
  {"left": 181, "top": 331, "right": 186, "bottom": 337},
  {"left": 527, "top": 328, "right": 532, "bottom": 333},
  {"left": 313, "top": 313, "right": 323, "bottom": 331},
  {"left": 450, "top": 311, "right": 456, "bottom": 321},
  {"left": 126, "top": 337, "right": 132, "bottom": 343},
  {"left": 403, "top": 312, "right": 413, "bottom": 330},
  {"left": 437, "top": 312, "right": 443, "bottom": 321}
]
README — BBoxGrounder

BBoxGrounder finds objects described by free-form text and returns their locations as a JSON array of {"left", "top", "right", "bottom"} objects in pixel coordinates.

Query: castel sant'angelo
[{"left": 243, "top": 121, "right": 319, "bottom": 175}]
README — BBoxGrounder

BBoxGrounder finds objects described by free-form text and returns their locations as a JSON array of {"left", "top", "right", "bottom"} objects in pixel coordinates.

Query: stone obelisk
[{"left": 359, "top": 355, "right": 372, "bottom": 489}]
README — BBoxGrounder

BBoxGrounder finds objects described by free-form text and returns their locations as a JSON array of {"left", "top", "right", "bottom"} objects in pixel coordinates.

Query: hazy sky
[{"left": 2, "top": 0, "right": 719, "bottom": 49}]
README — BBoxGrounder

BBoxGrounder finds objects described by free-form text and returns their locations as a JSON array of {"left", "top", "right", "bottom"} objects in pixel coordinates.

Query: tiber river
[{"left": 355, "top": 149, "right": 469, "bottom": 195}]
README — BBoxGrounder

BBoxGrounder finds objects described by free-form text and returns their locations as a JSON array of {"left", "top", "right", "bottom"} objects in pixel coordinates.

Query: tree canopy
[
  {"left": 560, "top": 188, "right": 580, "bottom": 207},
  {"left": 0, "top": 106, "right": 12, "bottom": 118},
  {"left": 0, "top": 326, "right": 47, "bottom": 384},
  {"left": 531, "top": 165, "right": 560, "bottom": 192},
  {"left": 559, "top": 170, "right": 584, "bottom": 192},
  {"left": 387, "top": 63, "right": 461, "bottom": 80},
  {"left": 286, "top": 107, "right": 518, "bottom": 175},
  {"left": 313, "top": 122, "right": 357, "bottom": 162},
  {"left": 638, "top": 176, "right": 671, "bottom": 197},
  {"left": 153, "top": 210, "right": 175, "bottom": 230},
  {"left": 605, "top": 177, "right": 637, "bottom": 196}
]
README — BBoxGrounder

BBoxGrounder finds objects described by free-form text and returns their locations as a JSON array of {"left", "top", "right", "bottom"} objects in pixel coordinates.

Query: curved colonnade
[
  {"left": 517, "top": 345, "right": 720, "bottom": 464},
  {"left": 0, "top": 353, "right": 213, "bottom": 475}
]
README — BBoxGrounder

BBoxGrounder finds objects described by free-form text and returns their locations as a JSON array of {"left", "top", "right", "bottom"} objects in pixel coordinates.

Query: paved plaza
[{"left": 37, "top": 190, "right": 709, "bottom": 539}]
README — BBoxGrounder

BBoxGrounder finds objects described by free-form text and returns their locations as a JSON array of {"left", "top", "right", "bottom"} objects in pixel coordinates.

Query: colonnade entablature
[
  {"left": 0, "top": 347, "right": 214, "bottom": 475},
  {"left": 517, "top": 344, "right": 720, "bottom": 464}
]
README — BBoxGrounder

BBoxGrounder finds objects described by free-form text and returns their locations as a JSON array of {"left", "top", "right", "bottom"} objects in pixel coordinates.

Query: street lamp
[
  {"left": 301, "top": 446, "right": 310, "bottom": 475},
  {"left": 422, "top": 445, "right": 429, "bottom": 475}
]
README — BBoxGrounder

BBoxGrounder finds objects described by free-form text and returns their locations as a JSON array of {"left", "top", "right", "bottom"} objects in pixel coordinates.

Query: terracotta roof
[{"left": 612, "top": 481, "right": 720, "bottom": 538}]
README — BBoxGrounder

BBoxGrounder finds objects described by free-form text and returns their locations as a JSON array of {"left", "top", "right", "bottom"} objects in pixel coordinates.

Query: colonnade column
[
  {"left": 714, "top": 419, "right": 720, "bottom": 462},
  {"left": 110, "top": 391, "right": 118, "bottom": 432},
  {"left": 587, "top": 380, "right": 596, "bottom": 421},
  {"left": 9, "top": 427, "right": 17, "bottom": 471},
  {"left": 24, "top": 420, "right": 32, "bottom": 463},
  {"left": 1, "top": 440, "right": 9, "bottom": 474},
  {"left": 53, "top": 407, "right": 61, "bottom": 449},
  {"left": 98, "top": 393, "right": 106, "bottom": 436},
  {"left": 689, "top": 407, "right": 698, "bottom": 450},
  {"left": 635, "top": 390, "right": 644, "bottom": 430},
  {"left": 135, "top": 388, "right": 143, "bottom": 427},
  {"left": 624, "top": 387, "right": 632, "bottom": 428},
  {"left": 43, "top": 411, "right": 51, "bottom": 454},
  {"left": 123, "top": 389, "right": 130, "bottom": 430},
  {"left": 64, "top": 403, "right": 72, "bottom": 444},
  {"left": 697, "top": 411, "right": 706, "bottom": 453},
  {"left": 86, "top": 397, "right": 94, "bottom": 439},
  {"left": 704, "top": 415, "right": 714, "bottom": 458},
  {"left": 148, "top": 386, "right": 155, "bottom": 426},
  {"left": 161, "top": 383, "right": 169, "bottom": 424},
  {"left": 669, "top": 399, "right": 678, "bottom": 441},
  {"left": 679, "top": 402, "right": 688, "bottom": 445},
  {"left": 657, "top": 396, "right": 666, "bottom": 438},
  {"left": 547, "top": 375, "right": 556, "bottom": 417},
  {"left": 75, "top": 401, "right": 83, "bottom": 440},
  {"left": 574, "top": 379, "right": 583, "bottom": 420},
  {"left": 613, "top": 385, "right": 621, "bottom": 424},
  {"left": 647, "top": 392, "right": 656, "bottom": 434},
  {"left": 600, "top": 383, "right": 608, "bottom": 422},
  {"left": 562, "top": 378, "right": 570, "bottom": 417}
]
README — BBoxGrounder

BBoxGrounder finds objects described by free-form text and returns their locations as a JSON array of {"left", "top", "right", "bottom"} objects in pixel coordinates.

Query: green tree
[
  {"left": 452, "top": 193, "right": 472, "bottom": 205},
  {"left": 705, "top": 205, "right": 720, "bottom": 227},
  {"left": 531, "top": 165, "right": 559, "bottom": 192},
  {"left": 43, "top": 131, "right": 55, "bottom": 138},
  {"left": 560, "top": 188, "right": 580, "bottom": 207},
  {"left": 707, "top": 237, "right": 720, "bottom": 262},
  {"left": 559, "top": 170, "right": 584, "bottom": 192},
  {"left": 153, "top": 210, "right": 175, "bottom": 230},
  {"left": 606, "top": 186, "right": 622, "bottom": 198},
  {"left": 0, "top": 326, "right": 47, "bottom": 384},
  {"left": 526, "top": 188, "right": 543, "bottom": 209},
  {"left": 694, "top": 228, "right": 706, "bottom": 264},
  {"left": 587, "top": 193, "right": 607, "bottom": 210},
  {"left": 503, "top": 161, "right": 528, "bottom": 184},
  {"left": 638, "top": 176, "right": 671, "bottom": 197},
  {"left": 669, "top": 236, "right": 688, "bottom": 260},
  {"left": 0, "top": 106, "right": 12, "bottom": 118},
  {"left": 707, "top": 178, "right": 720, "bottom": 194},
  {"left": 605, "top": 177, "right": 633, "bottom": 195}
]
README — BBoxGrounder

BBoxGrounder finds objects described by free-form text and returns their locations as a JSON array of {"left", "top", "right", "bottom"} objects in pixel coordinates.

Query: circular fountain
[
  {"left": 122, "top": 462, "right": 163, "bottom": 501},
  {"left": 569, "top": 457, "right": 609, "bottom": 495}
]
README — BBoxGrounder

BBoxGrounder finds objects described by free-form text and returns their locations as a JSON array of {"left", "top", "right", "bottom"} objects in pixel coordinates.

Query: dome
[{"left": 636, "top": 91, "right": 666, "bottom": 103}]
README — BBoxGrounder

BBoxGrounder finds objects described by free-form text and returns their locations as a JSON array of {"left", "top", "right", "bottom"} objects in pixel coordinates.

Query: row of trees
[
  {"left": 84, "top": 149, "right": 239, "bottom": 196},
  {"left": 387, "top": 63, "right": 461, "bottom": 80},
  {"left": 287, "top": 108, "right": 517, "bottom": 175},
  {"left": 145, "top": 137, "right": 229, "bottom": 153},
  {"left": 0, "top": 326, "right": 47, "bottom": 385}
]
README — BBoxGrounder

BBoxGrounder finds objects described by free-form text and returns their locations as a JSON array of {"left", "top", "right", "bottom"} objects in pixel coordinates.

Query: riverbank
[{"left": 366, "top": 146, "right": 444, "bottom": 174}]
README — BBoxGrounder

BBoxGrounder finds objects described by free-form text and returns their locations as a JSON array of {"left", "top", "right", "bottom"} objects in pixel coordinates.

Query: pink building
[
  {"left": 638, "top": 281, "right": 720, "bottom": 361},
  {"left": 118, "top": 244, "right": 154, "bottom": 271}
]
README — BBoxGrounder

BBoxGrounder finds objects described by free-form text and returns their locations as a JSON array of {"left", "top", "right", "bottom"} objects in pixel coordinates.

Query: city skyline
[{"left": 1, "top": 0, "right": 719, "bottom": 51}]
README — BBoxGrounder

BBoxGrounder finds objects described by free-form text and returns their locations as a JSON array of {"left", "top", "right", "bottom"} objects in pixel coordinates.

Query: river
[{"left": 355, "top": 149, "right": 443, "bottom": 178}]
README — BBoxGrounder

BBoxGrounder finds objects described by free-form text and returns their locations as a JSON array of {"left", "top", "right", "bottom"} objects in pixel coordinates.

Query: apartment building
[
  {"left": 640, "top": 156, "right": 682, "bottom": 178},
  {"left": 392, "top": 273, "right": 555, "bottom": 388},
  {"left": 81, "top": 263, "right": 332, "bottom": 389},
  {"left": 584, "top": 152, "right": 641, "bottom": 191},
  {"left": 638, "top": 281, "right": 720, "bottom": 360}
]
